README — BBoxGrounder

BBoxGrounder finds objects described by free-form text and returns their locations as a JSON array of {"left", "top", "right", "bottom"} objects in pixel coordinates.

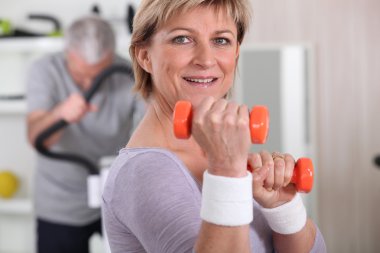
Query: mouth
[{"left": 183, "top": 77, "right": 218, "bottom": 87}]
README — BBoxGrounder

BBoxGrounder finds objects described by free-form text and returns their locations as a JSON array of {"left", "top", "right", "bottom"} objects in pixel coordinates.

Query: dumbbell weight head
[
  {"left": 173, "top": 101, "right": 269, "bottom": 144},
  {"left": 250, "top": 106, "right": 269, "bottom": 144},
  {"left": 173, "top": 101, "right": 193, "bottom": 139},
  {"left": 291, "top": 158, "right": 314, "bottom": 193}
]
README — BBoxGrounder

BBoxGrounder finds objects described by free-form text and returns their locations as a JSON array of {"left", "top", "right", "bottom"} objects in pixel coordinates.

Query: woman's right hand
[
  {"left": 191, "top": 97, "right": 251, "bottom": 178},
  {"left": 55, "top": 93, "right": 97, "bottom": 123}
]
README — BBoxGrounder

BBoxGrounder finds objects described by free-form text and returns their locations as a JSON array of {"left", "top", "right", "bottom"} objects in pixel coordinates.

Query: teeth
[{"left": 185, "top": 78, "right": 214, "bottom": 83}]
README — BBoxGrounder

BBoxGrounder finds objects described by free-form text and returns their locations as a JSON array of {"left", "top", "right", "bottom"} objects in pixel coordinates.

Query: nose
[{"left": 192, "top": 42, "right": 216, "bottom": 69}]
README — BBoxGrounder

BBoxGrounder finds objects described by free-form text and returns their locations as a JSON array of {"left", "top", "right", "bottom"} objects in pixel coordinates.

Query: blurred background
[{"left": 0, "top": 0, "right": 379, "bottom": 252}]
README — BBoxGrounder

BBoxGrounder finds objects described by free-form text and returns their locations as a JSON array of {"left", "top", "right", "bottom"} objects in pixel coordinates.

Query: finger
[
  {"left": 193, "top": 96, "right": 215, "bottom": 128},
  {"left": 237, "top": 104, "right": 249, "bottom": 121},
  {"left": 237, "top": 104, "right": 250, "bottom": 134},
  {"left": 204, "top": 99, "right": 228, "bottom": 133},
  {"left": 260, "top": 150, "right": 274, "bottom": 191},
  {"left": 223, "top": 101, "right": 239, "bottom": 119},
  {"left": 273, "top": 156, "right": 285, "bottom": 190},
  {"left": 209, "top": 98, "right": 228, "bottom": 113},
  {"left": 283, "top": 153, "right": 296, "bottom": 186},
  {"left": 224, "top": 101, "right": 239, "bottom": 115},
  {"left": 223, "top": 102, "right": 240, "bottom": 132},
  {"left": 252, "top": 165, "right": 270, "bottom": 197},
  {"left": 247, "top": 152, "right": 262, "bottom": 171}
]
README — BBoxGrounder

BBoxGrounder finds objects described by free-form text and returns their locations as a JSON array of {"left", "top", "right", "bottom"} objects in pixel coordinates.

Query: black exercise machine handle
[
  {"left": 35, "top": 64, "right": 133, "bottom": 175},
  {"left": 28, "top": 14, "right": 62, "bottom": 32}
]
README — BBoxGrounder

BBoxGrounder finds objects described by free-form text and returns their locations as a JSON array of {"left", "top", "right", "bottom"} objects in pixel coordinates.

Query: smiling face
[{"left": 136, "top": 5, "right": 240, "bottom": 108}]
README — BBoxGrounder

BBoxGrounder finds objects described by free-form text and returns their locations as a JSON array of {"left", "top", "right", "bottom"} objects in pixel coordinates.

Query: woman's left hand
[{"left": 248, "top": 151, "right": 297, "bottom": 209}]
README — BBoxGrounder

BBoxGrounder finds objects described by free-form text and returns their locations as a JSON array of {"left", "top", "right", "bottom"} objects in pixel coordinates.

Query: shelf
[
  {"left": 0, "top": 100, "right": 27, "bottom": 114},
  {"left": 0, "top": 198, "right": 33, "bottom": 215},
  {"left": 0, "top": 37, "right": 64, "bottom": 52},
  {"left": 0, "top": 35, "right": 130, "bottom": 53}
]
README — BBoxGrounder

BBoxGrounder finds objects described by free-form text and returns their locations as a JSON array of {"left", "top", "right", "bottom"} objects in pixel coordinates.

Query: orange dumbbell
[
  {"left": 173, "top": 100, "right": 269, "bottom": 144},
  {"left": 247, "top": 157, "right": 314, "bottom": 193},
  {"left": 173, "top": 100, "right": 314, "bottom": 193}
]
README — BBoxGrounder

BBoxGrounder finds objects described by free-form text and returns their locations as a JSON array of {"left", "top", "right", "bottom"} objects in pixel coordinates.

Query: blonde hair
[{"left": 130, "top": 0, "right": 252, "bottom": 99}]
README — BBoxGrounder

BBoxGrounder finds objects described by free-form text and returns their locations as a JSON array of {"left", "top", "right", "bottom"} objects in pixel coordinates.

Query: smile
[{"left": 183, "top": 77, "right": 218, "bottom": 87}]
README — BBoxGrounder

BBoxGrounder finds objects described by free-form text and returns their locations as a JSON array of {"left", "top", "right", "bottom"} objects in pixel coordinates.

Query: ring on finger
[{"left": 272, "top": 151, "right": 285, "bottom": 160}]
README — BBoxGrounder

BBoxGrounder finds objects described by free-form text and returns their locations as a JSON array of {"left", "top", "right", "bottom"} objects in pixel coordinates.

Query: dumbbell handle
[
  {"left": 248, "top": 157, "right": 314, "bottom": 193},
  {"left": 173, "top": 100, "right": 269, "bottom": 144}
]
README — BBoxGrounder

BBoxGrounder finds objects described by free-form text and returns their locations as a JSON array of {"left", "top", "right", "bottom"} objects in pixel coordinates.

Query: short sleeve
[{"left": 26, "top": 57, "right": 59, "bottom": 113}]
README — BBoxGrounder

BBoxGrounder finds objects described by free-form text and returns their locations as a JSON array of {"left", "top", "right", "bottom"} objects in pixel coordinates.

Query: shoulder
[
  {"left": 107, "top": 148, "right": 192, "bottom": 185},
  {"left": 31, "top": 52, "right": 64, "bottom": 68},
  {"left": 103, "top": 148, "right": 200, "bottom": 203},
  {"left": 28, "top": 52, "right": 65, "bottom": 77}
]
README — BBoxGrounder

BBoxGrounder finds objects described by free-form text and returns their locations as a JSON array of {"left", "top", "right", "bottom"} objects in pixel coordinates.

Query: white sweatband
[
  {"left": 200, "top": 170, "right": 253, "bottom": 226},
  {"left": 260, "top": 193, "right": 307, "bottom": 234}
]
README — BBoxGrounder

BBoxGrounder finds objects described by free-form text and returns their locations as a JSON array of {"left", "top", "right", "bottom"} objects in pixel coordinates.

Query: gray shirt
[
  {"left": 27, "top": 52, "right": 145, "bottom": 226},
  {"left": 102, "top": 148, "right": 326, "bottom": 253}
]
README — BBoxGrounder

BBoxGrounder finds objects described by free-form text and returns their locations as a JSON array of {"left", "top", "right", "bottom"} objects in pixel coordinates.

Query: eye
[
  {"left": 214, "top": 37, "right": 230, "bottom": 45},
  {"left": 172, "top": 36, "right": 191, "bottom": 44}
]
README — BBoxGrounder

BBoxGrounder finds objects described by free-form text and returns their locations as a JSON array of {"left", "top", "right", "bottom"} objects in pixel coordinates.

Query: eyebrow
[{"left": 167, "top": 27, "right": 235, "bottom": 36}]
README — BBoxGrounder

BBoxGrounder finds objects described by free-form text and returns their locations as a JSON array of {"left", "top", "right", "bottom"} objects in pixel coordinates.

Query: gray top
[
  {"left": 102, "top": 148, "right": 326, "bottom": 253},
  {"left": 26, "top": 52, "right": 145, "bottom": 226}
]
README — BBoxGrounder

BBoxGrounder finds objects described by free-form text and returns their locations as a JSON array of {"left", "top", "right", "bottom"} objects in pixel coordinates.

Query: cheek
[
  {"left": 151, "top": 49, "right": 187, "bottom": 80},
  {"left": 220, "top": 51, "right": 238, "bottom": 73},
  {"left": 220, "top": 60, "right": 237, "bottom": 83}
]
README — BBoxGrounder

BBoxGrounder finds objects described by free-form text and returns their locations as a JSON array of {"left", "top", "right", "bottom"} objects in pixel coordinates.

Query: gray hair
[{"left": 65, "top": 15, "right": 116, "bottom": 64}]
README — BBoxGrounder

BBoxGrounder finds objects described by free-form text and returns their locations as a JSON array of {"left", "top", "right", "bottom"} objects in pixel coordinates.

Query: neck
[
  {"left": 127, "top": 97, "right": 177, "bottom": 149},
  {"left": 151, "top": 96, "right": 174, "bottom": 134},
  {"left": 127, "top": 96, "right": 208, "bottom": 182}
]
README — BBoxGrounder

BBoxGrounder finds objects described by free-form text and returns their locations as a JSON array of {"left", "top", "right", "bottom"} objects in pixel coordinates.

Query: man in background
[{"left": 26, "top": 15, "right": 145, "bottom": 253}]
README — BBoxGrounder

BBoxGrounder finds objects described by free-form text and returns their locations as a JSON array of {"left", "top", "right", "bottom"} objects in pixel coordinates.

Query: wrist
[
  {"left": 200, "top": 170, "right": 253, "bottom": 226},
  {"left": 51, "top": 105, "right": 63, "bottom": 120},
  {"left": 260, "top": 193, "right": 307, "bottom": 234},
  {"left": 208, "top": 160, "right": 248, "bottom": 178}
]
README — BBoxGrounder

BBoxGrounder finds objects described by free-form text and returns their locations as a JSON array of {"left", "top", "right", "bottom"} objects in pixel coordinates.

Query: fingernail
[{"left": 265, "top": 187, "right": 273, "bottom": 192}]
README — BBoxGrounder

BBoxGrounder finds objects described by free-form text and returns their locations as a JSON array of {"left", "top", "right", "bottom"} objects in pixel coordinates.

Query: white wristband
[
  {"left": 260, "top": 193, "right": 307, "bottom": 234},
  {"left": 200, "top": 170, "right": 253, "bottom": 226}
]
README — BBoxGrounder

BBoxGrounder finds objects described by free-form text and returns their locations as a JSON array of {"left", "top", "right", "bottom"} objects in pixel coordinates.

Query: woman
[{"left": 102, "top": 0, "right": 326, "bottom": 252}]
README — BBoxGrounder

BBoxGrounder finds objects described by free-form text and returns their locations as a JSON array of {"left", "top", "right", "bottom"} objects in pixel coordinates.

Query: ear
[
  {"left": 135, "top": 46, "right": 152, "bottom": 73},
  {"left": 235, "top": 43, "right": 240, "bottom": 61}
]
